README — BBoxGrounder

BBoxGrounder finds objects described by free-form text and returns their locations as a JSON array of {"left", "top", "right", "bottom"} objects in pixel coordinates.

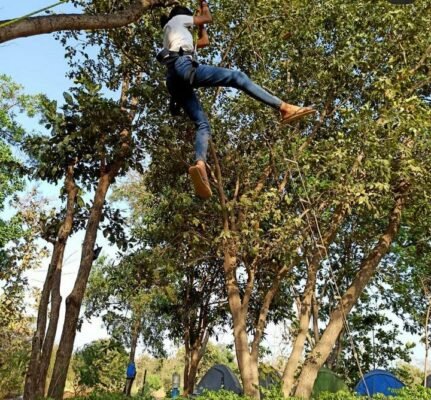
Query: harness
[
  {"left": 157, "top": 47, "right": 199, "bottom": 116},
  {"left": 156, "top": 47, "right": 199, "bottom": 86}
]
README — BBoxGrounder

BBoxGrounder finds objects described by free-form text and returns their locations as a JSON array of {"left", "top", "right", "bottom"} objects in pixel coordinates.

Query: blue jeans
[{"left": 167, "top": 56, "right": 283, "bottom": 162}]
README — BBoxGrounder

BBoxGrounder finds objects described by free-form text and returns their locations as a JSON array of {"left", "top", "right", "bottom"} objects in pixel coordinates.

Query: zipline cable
[{"left": 0, "top": 0, "right": 68, "bottom": 30}]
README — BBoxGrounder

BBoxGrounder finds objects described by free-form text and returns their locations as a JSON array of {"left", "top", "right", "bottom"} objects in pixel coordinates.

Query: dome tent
[
  {"left": 194, "top": 364, "right": 242, "bottom": 395},
  {"left": 355, "top": 369, "right": 405, "bottom": 396},
  {"left": 312, "top": 368, "right": 349, "bottom": 397}
]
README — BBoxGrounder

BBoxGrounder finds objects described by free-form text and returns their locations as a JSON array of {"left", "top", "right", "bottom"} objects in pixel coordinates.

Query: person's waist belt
[
  {"left": 156, "top": 48, "right": 199, "bottom": 85},
  {"left": 156, "top": 48, "right": 194, "bottom": 66}
]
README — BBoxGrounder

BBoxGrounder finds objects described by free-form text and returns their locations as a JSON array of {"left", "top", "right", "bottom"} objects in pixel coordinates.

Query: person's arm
[
  {"left": 197, "top": 25, "right": 210, "bottom": 48},
  {"left": 195, "top": 5, "right": 210, "bottom": 48},
  {"left": 193, "top": 1, "right": 212, "bottom": 26}
]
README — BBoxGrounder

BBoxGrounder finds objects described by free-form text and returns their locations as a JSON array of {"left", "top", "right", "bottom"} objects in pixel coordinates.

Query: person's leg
[
  {"left": 167, "top": 75, "right": 211, "bottom": 162},
  {"left": 173, "top": 57, "right": 314, "bottom": 122},
  {"left": 189, "top": 63, "right": 315, "bottom": 122},
  {"left": 172, "top": 57, "right": 280, "bottom": 107},
  {"left": 180, "top": 90, "right": 212, "bottom": 198},
  {"left": 167, "top": 74, "right": 212, "bottom": 198},
  {"left": 193, "top": 64, "right": 282, "bottom": 109},
  {"left": 181, "top": 89, "right": 211, "bottom": 163}
]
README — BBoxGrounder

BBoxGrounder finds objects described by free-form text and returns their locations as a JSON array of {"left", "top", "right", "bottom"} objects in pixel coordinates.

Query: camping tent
[
  {"left": 194, "top": 364, "right": 242, "bottom": 395},
  {"left": 355, "top": 370, "right": 405, "bottom": 396},
  {"left": 312, "top": 368, "right": 349, "bottom": 397},
  {"left": 426, "top": 374, "right": 431, "bottom": 388}
]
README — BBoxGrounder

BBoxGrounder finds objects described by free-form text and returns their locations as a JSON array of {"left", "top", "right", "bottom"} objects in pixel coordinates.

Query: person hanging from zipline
[{"left": 158, "top": 1, "right": 316, "bottom": 199}]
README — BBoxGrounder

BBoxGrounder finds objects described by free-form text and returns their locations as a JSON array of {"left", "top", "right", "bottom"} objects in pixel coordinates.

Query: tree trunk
[
  {"left": 183, "top": 277, "right": 193, "bottom": 396},
  {"left": 24, "top": 243, "right": 61, "bottom": 400},
  {"left": 312, "top": 293, "right": 320, "bottom": 343},
  {"left": 281, "top": 279, "right": 315, "bottom": 397},
  {"left": 294, "top": 186, "right": 407, "bottom": 399},
  {"left": 0, "top": 0, "right": 177, "bottom": 44},
  {"left": 24, "top": 165, "right": 77, "bottom": 400},
  {"left": 129, "top": 318, "right": 140, "bottom": 364},
  {"left": 282, "top": 203, "right": 348, "bottom": 397},
  {"left": 48, "top": 172, "right": 112, "bottom": 399},
  {"left": 223, "top": 245, "right": 260, "bottom": 399},
  {"left": 238, "top": 351, "right": 260, "bottom": 399},
  {"left": 47, "top": 68, "right": 136, "bottom": 399},
  {"left": 183, "top": 328, "right": 191, "bottom": 396},
  {"left": 182, "top": 269, "right": 212, "bottom": 396},
  {"left": 326, "top": 330, "right": 344, "bottom": 370},
  {"left": 183, "top": 331, "right": 209, "bottom": 396},
  {"left": 424, "top": 298, "right": 431, "bottom": 387},
  {"left": 37, "top": 245, "right": 64, "bottom": 396},
  {"left": 185, "top": 351, "right": 199, "bottom": 396},
  {"left": 124, "top": 317, "right": 141, "bottom": 396}
]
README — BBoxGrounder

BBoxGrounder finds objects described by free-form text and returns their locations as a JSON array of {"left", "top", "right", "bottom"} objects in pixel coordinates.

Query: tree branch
[{"left": 0, "top": 0, "right": 177, "bottom": 44}]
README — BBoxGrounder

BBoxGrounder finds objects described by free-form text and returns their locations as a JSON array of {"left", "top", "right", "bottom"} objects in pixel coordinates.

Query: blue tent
[
  {"left": 194, "top": 364, "right": 242, "bottom": 395},
  {"left": 355, "top": 370, "right": 405, "bottom": 396}
]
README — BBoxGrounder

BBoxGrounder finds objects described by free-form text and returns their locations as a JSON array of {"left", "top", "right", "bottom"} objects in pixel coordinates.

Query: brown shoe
[
  {"left": 189, "top": 164, "right": 212, "bottom": 199},
  {"left": 281, "top": 106, "right": 316, "bottom": 124}
]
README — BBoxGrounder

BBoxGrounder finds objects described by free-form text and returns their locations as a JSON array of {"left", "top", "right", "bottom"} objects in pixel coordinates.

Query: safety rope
[
  {"left": 0, "top": 0, "right": 68, "bottom": 30},
  {"left": 286, "top": 157, "right": 371, "bottom": 398}
]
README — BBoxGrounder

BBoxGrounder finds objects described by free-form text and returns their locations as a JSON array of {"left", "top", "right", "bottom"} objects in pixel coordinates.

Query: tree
[
  {"left": 0, "top": 195, "right": 50, "bottom": 399},
  {"left": 295, "top": 222, "right": 415, "bottom": 387},
  {"left": 386, "top": 219, "right": 431, "bottom": 388},
  {"left": 36, "top": 10, "right": 164, "bottom": 396},
  {"left": 8, "top": 1, "right": 429, "bottom": 399},
  {"left": 0, "top": 74, "right": 42, "bottom": 281},
  {"left": 87, "top": 172, "right": 232, "bottom": 395},
  {"left": 0, "top": 292, "right": 33, "bottom": 399},
  {"left": 84, "top": 252, "right": 170, "bottom": 391},
  {"left": 0, "top": 0, "right": 178, "bottom": 44},
  {"left": 114, "top": 173, "right": 233, "bottom": 395},
  {"left": 71, "top": 339, "right": 128, "bottom": 393},
  {"left": 42, "top": 77, "right": 138, "bottom": 399},
  {"left": 278, "top": 1, "right": 431, "bottom": 397},
  {"left": 0, "top": 76, "right": 51, "bottom": 397},
  {"left": 394, "top": 362, "right": 424, "bottom": 387},
  {"left": 119, "top": 1, "right": 430, "bottom": 398},
  {"left": 0, "top": 140, "right": 24, "bottom": 280},
  {"left": 23, "top": 159, "right": 80, "bottom": 399}
]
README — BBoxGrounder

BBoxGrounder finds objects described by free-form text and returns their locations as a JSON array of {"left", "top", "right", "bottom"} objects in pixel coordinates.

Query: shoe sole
[
  {"left": 189, "top": 166, "right": 212, "bottom": 199},
  {"left": 282, "top": 109, "right": 316, "bottom": 124}
]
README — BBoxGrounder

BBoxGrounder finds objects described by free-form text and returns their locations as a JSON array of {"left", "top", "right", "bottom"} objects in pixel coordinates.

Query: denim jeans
[{"left": 167, "top": 56, "right": 283, "bottom": 162}]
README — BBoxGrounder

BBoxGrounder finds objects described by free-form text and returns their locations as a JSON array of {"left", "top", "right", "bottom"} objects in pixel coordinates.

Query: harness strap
[
  {"left": 157, "top": 47, "right": 199, "bottom": 86},
  {"left": 157, "top": 47, "right": 199, "bottom": 116}
]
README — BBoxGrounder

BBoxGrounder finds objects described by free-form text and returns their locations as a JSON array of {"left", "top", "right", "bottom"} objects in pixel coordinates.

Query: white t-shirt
[{"left": 163, "top": 15, "right": 195, "bottom": 52}]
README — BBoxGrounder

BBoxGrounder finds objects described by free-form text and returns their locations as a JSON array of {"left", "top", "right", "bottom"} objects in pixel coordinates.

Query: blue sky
[
  {"left": 1, "top": 1, "right": 77, "bottom": 101},
  {"left": 0, "top": 0, "right": 427, "bottom": 370}
]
